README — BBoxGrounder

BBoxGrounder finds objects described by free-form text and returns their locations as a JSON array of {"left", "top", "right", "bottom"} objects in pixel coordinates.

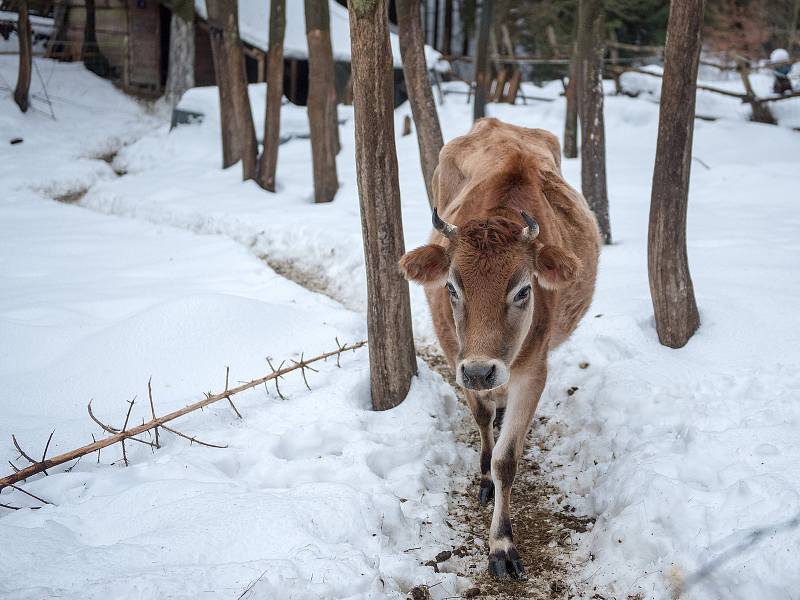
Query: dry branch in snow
[{"left": 0, "top": 339, "right": 367, "bottom": 497}]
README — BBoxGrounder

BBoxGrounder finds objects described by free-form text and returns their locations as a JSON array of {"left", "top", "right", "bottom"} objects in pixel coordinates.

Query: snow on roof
[{"left": 195, "top": 0, "right": 444, "bottom": 71}]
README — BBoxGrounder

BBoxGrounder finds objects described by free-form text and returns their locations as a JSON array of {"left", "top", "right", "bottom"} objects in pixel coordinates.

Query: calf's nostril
[{"left": 486, "top": 364, "right": 496, "bottom": 382}]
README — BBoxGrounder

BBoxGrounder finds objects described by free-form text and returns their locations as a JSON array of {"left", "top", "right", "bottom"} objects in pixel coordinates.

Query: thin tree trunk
[
  {"left": 46, "top": 0, "right": 69, "bottom": 60},
  {"left": 165, "top": 1, "right": 195, "bottom": 113},
  {"left": 647, "top": 0, "right": 703, "bottom": 349},
  {"left": 257, "top": 0, "right": 285, "bottom": 192},
  {"left": 577, "top": 0, "right": 611, "bottom": 244},
  {"left": 305, "top": 0, "right": 339, "bottom": 203},
  {"left": 473, "top": 0, "right": 493, "bottom": 120},
  {"left": 443, "top": 0, "right": 453, "bottom": 55},
  {"left": 397, "top": 0, "right": 444, "bottom": 207},
  {"left": 563, "top": 42, "right": 578, "bottom": 158},
  {"left": 14, "top": 0, "right": 31, "bottom": 113},
  {"left": 82, "top": 0, "right": 110, "bottom": 77},
  {"left": 207, "top": 0, "right": 258, "bottom": 180},
  {"left": 348, "top": 0, "right": 417, "bottom": 411},
  {"left": 790, "top": 0, "right": 800, "bottom": 53}
]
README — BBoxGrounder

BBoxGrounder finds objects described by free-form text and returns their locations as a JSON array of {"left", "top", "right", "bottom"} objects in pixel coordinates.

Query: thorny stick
[
  {"left": 266, "top": 357, "right": 287, "bottom": 400},
  {"left": 7, "top": 483, "right": 51, "bottom": 505},
  {"left": 160, "top": 424, "right": 227, "bottom": 449},
  {"left": 148, "top": 378, "right": 159, "bottom": 448},
  {"left": 291, "top": 353, "right": 318, "bottom": 391},
  {"left": 0, "top": 339, "right": 367, "bottom": 490},
  {"left": 224, "top": 366, "right": 242, "bottom": 418},
  {"left": 120, "top": 398, "right": 135, "bottom": 466},
  {"left": 87, "top": 400, "right": 157, "bottom": 448},
  {"left": 12, "top": 435, "right": 39, "bottom": 468}
]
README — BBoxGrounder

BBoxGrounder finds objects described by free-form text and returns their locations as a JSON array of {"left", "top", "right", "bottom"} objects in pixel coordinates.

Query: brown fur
[{"left": 399, "top": 118, "right": 600, "bottom": 577}]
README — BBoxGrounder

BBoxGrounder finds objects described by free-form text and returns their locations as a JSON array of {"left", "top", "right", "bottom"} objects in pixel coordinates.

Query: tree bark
[
  {"left": 397, "top": 0, "right": 444, "bottom": 208},
  {"left": 577, "top": 0, "right": 611, "bottom": 244},
  {"left": 647, "top": 0, "right": 703, "bottom": 349},
  {"left": 82, "top": 0, "right": 110, "bottom": 77},
  {"left": 13, "top": 0, "right": 31, "bottom": 113},
  {"left": 165, "top": 1, "right": 195, "bottom": 113},
  {"left": 207, "top": 0, "right": 258, "bottom": 180},
  {"left": 348, "top": 0, "right": 417, "bottom": 411},
  {"left": 563, "top": 42, "right": 578, "bottom": 158},
  {"left": 442, "top": 0, "right": 453, "bottom": 56},
  {"left": 473, "top": 0, "right": 493, "bottom": 121},
  {"left": 305, "top": 0, "right": 339, "bottom": 203},
  {"left": 257, "top": 0, "right": 285, "bottom": 192},
  {"left": 46, "top": 0, "right": 69, "bottom": 60}
]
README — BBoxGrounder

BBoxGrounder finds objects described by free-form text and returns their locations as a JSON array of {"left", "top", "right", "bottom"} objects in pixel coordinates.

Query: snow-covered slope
[{"left": 2, "top": 54, "right": 800, "bottom": 600}]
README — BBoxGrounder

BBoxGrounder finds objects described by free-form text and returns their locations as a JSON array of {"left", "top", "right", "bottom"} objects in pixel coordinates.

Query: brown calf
[{"left": 400, "top": 118, "right": 600, "bottom": 578}]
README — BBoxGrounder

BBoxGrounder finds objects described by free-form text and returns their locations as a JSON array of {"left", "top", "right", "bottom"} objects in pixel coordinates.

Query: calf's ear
[
  {"left": 534, "top": 245, "right": 581, "bottom": 290},
  {"left": 399, "top": 245, "right": 450, "bottom": 287}
]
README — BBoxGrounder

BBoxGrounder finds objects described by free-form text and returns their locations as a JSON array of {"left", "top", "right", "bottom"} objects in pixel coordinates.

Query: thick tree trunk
[
  {"left": 14, "top": 0, "right": 31, "bottom": 113},
  {"left": 473, "top": 0, "right": 493, "bottom": 121},
  {"left": 82, "top": 0, "right": 110, "bottom": 77},
  {"left": 348, "top": 0, "right": 417, "bottom": 411},
  {"left": 165, "top": 2, "right": 195, "bottom": 113},
  {"left": 257, "top": 0, "right": 285, "bottom": 192},
  {"left": 305, "top": 0, "right": 339, "bottom": 203},
  {"left": 647, "top": 0, "right": 703, "bottom": 349},
  {"left": 207, "top": 0, "right": 258, "bottom": 180},
  {"left": 577, "top": 0, "right": 611, "bottom": 244},
  {"left": 397, "top": 0, "right": 444, "bottom": 207},
  {"left": 563, "top": 43, "right": 578, "bottom": 158}
]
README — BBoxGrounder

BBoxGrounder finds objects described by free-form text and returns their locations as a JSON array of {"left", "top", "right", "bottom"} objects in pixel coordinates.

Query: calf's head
[{"left": 400, "top": 209, "right": 579, "bottom": 392}]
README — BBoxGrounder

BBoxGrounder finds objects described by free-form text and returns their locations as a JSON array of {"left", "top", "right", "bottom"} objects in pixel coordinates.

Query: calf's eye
[
  {"left": 446, "top": 282, "right": 459, "bottom": 299},
  {"left": 514, "top": 285, "right": 531, "bottom": 303}
]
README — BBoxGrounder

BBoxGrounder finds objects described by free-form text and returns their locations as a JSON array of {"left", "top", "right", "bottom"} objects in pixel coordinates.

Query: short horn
[
  {"left": 432, "top": 208, "right": 458, "bottom": 240},
  {"left": 520, "top": 211, "right": 540, "bottom": 241}
]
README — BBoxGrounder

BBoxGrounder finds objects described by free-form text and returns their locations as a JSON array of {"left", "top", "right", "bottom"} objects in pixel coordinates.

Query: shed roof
[{"left": 194, "top": 0, "right": 443, "bottom": 70}]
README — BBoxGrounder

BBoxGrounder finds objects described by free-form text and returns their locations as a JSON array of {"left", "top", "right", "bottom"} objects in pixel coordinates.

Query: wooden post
[
  {"left": 257, "top": 0, "right": 285, "bottom": 192},
  {"left": 348, "top": 0, "right": 417, "bottom": 411},
  {"left": 563, "top": 42, "right": 578, "bottom": 158},
  {"left": 647, "top": 0, "right": 703, "bottom": 348},
  {"left": 82, "top": 0, "right": 110, "bottom": 77},
  {"left": 397, "top": 0, "right": 444, "bottom": 207},
  {"left": 577, "top": 0, "right": 611, "bottom": 244},
  {"left": 473, "top": 0, "right": 493, "bottom": 121},
  {"left": 165, "top": 1, "right": 195, "bottom": 113},
  {"left": 305, "top": 0, "right": 339, "bottom": 203},
  {"left": 13, "top": 0, "right": 31, "bottom": 113},
  {"left": 207, "top": 0, "right": 258, "bottom": 180}
]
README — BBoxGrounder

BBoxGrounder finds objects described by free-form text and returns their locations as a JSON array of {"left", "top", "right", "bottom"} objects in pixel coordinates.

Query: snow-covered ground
[{"left": 2, "top": 54, "right": 800, "bottom": 600}]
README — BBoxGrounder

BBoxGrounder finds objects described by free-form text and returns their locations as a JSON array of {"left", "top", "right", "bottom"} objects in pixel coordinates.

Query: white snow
[
  {"left": 2, "top": 50, "right": 800, "bottom": 600},
  {"left": 194, "top": 0, "right": 445, "bottom": 71}
]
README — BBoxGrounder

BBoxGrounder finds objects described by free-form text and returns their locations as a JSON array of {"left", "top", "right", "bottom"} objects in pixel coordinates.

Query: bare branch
[
  {"left": 161, "top": 425, "right": 227, "bottom": 449},
  {"left": 7, "top": 483, "right": 51, "bottom": 505},
  {"left": 0, "top": 339, "right": 367, "bottom": 490},
  {"left": 12, "top": 435, "right": 39, "bottom": 467},
  {"left": 148, "top": 378, "right": 159, "bottom": 448},
  {"left": 224, "top": 366, "right": 242, "bottom": 418}
]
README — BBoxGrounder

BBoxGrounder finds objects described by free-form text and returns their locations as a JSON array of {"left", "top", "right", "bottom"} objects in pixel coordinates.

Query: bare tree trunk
[
  {"left": 648, "top": 0, "right": 703, "bottom": 349},
  {"left": 348, "top": 0, "right": 417, "bottom": 411},
  {"left": 207, "top": 0, "right": 258, "bottom": 180},
  {"left": 14, "top": 0, "right": 31, "bottom": 113},
  {"left": 397, "top": 0, "right": 444, "bottom": 207},
  {"left": 473, "top": 0, "right": 493, "bottom": 121},
  {"left": 577, "top": 0, "right": 611, "bottom": 244},
  {"left": 165, "top": 2, "right": 195, "bottom": 113},
  {"left": 442, "top": 0, "right": 453, "bottom": 55},
  {"left": 82, "top": 0, "right": 110, "bottom": 77},
  {"left": 305, "top": 0, "right": 339, "bottom": 203},
  {"left": 563, "top": 42, "right": 578, "bottom": 158},
  {"left": 257, "top": 0, "right": 285, "bottom": 192},
  {"left": 46, "top": 0, "right": 69, "bottom": 60}
]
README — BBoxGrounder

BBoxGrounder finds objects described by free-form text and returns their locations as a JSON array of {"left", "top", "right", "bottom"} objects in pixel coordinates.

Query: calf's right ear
[{"left": 399, "top": 245, "right": 450, "bottom": 287}]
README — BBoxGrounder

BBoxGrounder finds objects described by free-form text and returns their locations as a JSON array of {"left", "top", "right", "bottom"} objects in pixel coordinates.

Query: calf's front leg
[
  {"left": 464, "top": 389, "right": 496, "bottom": 505},
  {"left": 487, "top": 371, "right": 545, "bottom": 579}
]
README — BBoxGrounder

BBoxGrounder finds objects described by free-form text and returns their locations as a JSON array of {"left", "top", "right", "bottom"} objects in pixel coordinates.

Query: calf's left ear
[
  {"left": 399, "top": 245, "right": 450, "bottom": 287},
  {"left": 533, "top": 245, "right": 581, "bottom": 290}
]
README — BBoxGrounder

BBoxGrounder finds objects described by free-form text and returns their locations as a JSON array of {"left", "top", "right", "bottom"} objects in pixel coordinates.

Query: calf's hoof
[
  {"left": 488, "top": 546, "right": 525, "bottom": 580},
  {"left": 478, "top": 479, "right": 494, "bottom": 506}
]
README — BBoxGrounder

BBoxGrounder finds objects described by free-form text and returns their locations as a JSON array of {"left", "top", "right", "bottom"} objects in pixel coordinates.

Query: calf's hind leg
[{"left": 464, "top": 389, "right": 496, "bottom": 506}]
